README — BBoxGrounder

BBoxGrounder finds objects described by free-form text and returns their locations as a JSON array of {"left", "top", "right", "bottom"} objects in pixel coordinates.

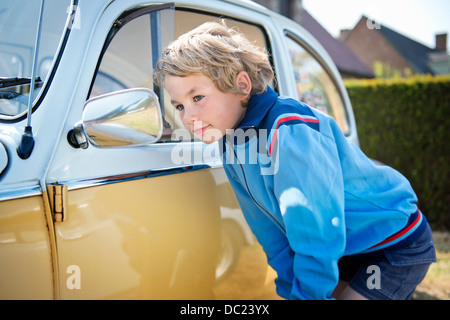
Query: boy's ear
[{"left": 236, "top": 71, "right": 252, "bottom": 99}]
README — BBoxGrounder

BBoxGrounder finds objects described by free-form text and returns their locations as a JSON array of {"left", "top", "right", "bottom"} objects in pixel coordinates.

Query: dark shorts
[{"left": 338, "top": 223, "right": 437, "bottom": 300}]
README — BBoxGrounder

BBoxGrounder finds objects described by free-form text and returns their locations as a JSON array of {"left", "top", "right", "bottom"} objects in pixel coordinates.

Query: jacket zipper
[{"left": 230, "top": 145, "right": 287, "bottom": 235}]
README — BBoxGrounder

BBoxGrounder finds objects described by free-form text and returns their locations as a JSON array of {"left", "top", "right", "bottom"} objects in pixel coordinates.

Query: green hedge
[{"left": 345, "top": 75, "right": 450, "bottom": 230}]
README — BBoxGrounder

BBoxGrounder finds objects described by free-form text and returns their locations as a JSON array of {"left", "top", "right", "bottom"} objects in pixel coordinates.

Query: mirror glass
[{"left": 82, "top": 88, "right": 163, "bottom": 147}]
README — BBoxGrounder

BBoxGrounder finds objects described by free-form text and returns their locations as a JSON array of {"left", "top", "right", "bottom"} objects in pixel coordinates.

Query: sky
[{"left": 302, "top": 0, "right": 450, "bottom": 50}]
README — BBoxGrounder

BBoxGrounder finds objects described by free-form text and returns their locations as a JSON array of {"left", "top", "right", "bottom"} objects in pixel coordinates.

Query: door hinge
[{"left": 47, "top": 184, "right": 68, "bottom": 222}]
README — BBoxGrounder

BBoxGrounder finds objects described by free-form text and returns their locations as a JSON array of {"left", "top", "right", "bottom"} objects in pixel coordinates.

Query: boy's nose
[{"left": 183, "top": 106, "right": 199, "bottom": 123}]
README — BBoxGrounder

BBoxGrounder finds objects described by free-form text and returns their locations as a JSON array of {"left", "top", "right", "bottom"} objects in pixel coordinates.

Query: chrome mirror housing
[
  {"left": 68, "top": 88, "right": 163, "bottom": 149},
  {"left": 0, "top": 142, "right": 7, "bottom": 177}
]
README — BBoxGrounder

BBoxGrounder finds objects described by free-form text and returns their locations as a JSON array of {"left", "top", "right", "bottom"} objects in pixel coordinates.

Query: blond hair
[{"left": 155, "top": 21, "right": 274, "bottom": 96}]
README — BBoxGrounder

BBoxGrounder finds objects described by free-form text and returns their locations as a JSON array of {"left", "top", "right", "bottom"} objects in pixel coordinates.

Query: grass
[{"left": 413, "top": 231, "right": 450, "bottom": 300}]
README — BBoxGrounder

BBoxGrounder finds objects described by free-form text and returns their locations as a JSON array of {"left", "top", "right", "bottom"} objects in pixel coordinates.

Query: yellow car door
[{"left": 45, "top": 3, "right": 274, "bottom": 299}]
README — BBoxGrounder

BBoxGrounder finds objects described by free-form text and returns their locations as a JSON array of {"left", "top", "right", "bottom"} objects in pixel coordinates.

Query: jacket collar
[{"left": 236, "top": 86, "right": 278, "bottom": 129}]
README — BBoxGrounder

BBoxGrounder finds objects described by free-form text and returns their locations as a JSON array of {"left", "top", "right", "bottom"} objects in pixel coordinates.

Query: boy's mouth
[
  {"left": 192, "top": 125, "right": 210, "bottom": 136},
  {"left": 192, "top": 124, "right": 211, "bottom": 136}
]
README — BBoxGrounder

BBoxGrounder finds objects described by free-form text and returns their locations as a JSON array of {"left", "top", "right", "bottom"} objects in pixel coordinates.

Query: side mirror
[
  {"left": 0, "top": 142, "right": 7, "bottom": 177},
  {"left": 68, "top": 88, "right": 163, "bottom": 149}
]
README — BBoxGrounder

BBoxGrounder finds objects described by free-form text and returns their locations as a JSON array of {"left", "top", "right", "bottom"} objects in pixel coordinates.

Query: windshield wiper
[{"left": 0, "top": 77, "right": 42, "bottom": 89}]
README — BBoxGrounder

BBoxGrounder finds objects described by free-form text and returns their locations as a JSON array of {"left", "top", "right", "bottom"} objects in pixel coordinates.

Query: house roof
[
  {"left": 299, "top": 9, "right": 374, "bottom": 78},
  {"left": 375, "top": 20, "right": 436, "bottom": 74}
]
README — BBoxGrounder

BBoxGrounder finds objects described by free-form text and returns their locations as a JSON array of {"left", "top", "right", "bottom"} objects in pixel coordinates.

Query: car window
[
  {"left": 161, "top": 9, "right": 272, "bottom": 141},
  {"left": 90, "top": 12, "right": 153, "bottom": 97},
  {"left": 90, "top": 8, "right": 173, "bottom": 97},
  {"left": 90, "top": 6, "right": 174, "bottom": 139},
  {"left": 91, "top": 8, "right": 271, "bottom": 143},
  {"left": 284, "top": 34, "right": 349, "bottom": 135}
]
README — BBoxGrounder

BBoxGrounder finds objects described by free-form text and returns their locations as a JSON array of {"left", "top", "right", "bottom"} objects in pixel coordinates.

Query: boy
[{"left": 155, "top": 21, "right": 436, "bottom": 300}]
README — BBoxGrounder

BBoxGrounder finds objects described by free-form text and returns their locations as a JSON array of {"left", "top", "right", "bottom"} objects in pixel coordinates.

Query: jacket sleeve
[
  {"left": 223, "top": 165, "right": 296, "bottom": 299},
  {"left": 271, "top": 123, "right": 346, "bottom": 300}
]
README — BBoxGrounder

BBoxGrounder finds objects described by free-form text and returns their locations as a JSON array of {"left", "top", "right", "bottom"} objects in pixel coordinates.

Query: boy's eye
[
  {"left": 175, "top": 104, "right": 184, "bottom": 111},
  {"left": 193, "top": 95, "right": 204, "bottom": 102}
]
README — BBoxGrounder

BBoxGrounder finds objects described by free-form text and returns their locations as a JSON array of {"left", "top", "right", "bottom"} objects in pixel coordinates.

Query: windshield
[{"left": 0, "top": 0, "right": 71, "bottom": 119}]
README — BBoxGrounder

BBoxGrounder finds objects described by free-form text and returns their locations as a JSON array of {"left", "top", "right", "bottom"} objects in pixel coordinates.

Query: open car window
[
  {"left": 284, "top": 33, "right": 350, "bottom": 135},
  {"left": 91, "top": 7, "right": 272, "bottom": 142}
]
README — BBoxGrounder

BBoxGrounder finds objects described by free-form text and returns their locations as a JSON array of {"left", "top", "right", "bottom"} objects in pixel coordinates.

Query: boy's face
[{"left": 165, "top": 73, "right": 250, "bottom": 144}]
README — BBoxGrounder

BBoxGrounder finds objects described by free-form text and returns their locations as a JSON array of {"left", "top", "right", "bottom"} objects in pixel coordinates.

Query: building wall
[{"left": 342, "top": 17, "right": 413, "bottom": 76}]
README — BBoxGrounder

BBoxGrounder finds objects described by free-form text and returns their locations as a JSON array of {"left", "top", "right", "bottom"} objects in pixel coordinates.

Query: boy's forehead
[
  {"left": 166, "top": 74, "right": 213, "bottom": 91},
  {"left": 167, "top": 73, "right": 210, "bottom": 82},
  {"left": 165, "top": 74, "right": 213, "bottom": 101}
]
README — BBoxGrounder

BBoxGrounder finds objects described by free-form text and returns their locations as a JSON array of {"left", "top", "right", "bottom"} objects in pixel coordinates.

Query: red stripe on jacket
[
  {"left": 269, "top": 116, "right": 320, "bottom": 155},
  {"left": 368, "top": 210, "right": 422, "bottom": 250}
]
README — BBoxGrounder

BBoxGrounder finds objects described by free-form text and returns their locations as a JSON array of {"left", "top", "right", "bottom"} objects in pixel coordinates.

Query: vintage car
[{"left": 0, "top": 0, "right": 358, "bottom": 299}]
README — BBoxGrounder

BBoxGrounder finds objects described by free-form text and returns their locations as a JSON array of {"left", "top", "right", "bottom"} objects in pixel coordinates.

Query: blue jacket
[{"left": 221, "top": 86, "right": 425, "bottom": 300}]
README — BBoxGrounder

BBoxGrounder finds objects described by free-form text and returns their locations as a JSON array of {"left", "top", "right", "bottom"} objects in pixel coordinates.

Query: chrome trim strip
[
  {"left": 0, "top": 185, "right": 42, "bottom": 202},
  {"left": 64, "top": 163, "right": 217, "bottom": 191},
  {"left": 0, "top": 164, "right": 221, "bottom": 201}
]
